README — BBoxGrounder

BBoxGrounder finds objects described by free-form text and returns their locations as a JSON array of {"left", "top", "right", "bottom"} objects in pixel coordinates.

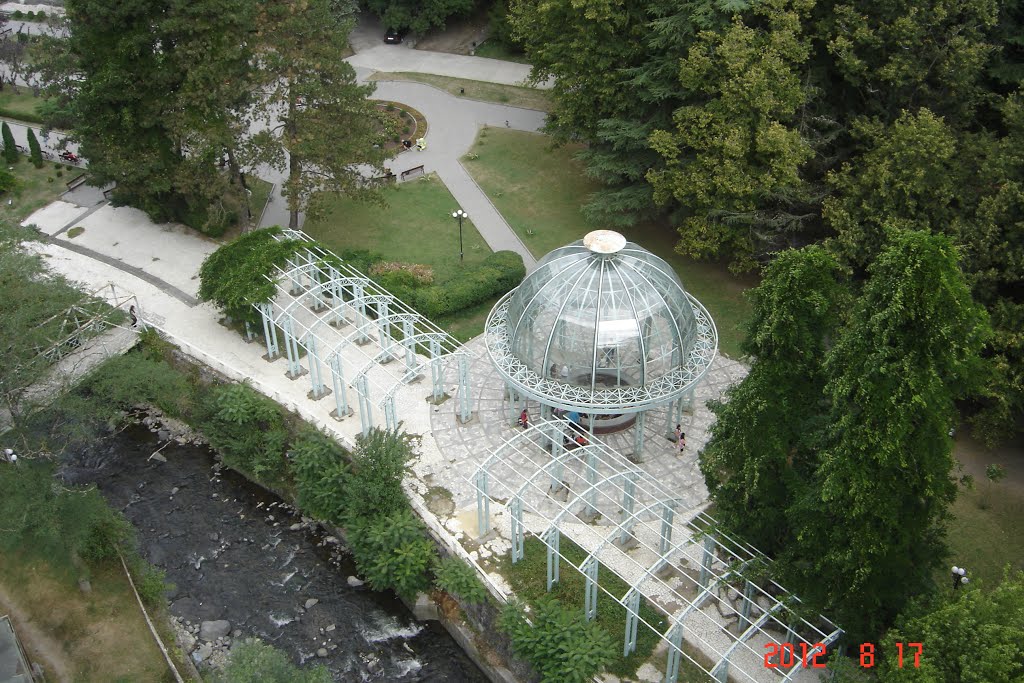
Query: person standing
[
  {"left": 518, "top": 408, "right": 529, "bottom": 429},
  {"left": 675, "top": 425, "right": 685, "bottom": 455}
]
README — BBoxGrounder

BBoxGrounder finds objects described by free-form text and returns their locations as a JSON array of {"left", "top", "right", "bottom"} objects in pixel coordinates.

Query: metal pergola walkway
[
  {"left": 251, "top": 229, "right": 472, "bottom": 435},
  {"left": 473, "top": 420, "right": 842, "bottom": 683}
]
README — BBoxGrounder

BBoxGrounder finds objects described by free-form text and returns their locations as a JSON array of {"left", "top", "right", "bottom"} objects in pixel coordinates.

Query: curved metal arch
[{"left": 486, "top": 292, "right": 718, "bottom": 413}]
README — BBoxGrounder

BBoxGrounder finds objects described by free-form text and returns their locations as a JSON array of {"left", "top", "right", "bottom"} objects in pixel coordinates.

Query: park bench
[{"left": 399, "top": 165, "right": 425, "bottom": 182}]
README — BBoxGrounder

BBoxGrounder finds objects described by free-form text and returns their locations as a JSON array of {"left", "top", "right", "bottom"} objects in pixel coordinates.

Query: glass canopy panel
[{"left": 504, "top": 234, "right": 698, "bottom": 395}]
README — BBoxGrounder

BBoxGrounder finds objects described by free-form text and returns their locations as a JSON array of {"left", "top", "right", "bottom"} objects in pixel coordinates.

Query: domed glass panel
[{"left": 503, "top": 232, "right": 697, "bottom": 394}]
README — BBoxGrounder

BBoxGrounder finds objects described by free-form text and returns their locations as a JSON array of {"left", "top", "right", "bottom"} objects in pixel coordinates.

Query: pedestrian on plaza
[
  {"left": 675, "top": 425, "right": 686, "bottom": 455},
  {"left": 518, "top": 408, "right": 529, "bottom": 429},
  {"left": 505, "top": 120, "right": 510, "bottom": 128},
  {"left": 129, "top": 305, "right": 138, "bottom": 328}
]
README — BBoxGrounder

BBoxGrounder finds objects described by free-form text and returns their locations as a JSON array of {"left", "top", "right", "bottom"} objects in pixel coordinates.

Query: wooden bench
[
  {"left": 66, "top": 174, "right": 88, "bottom": 191},
  {"left": 399, "top": 165, "right": 425, "bottom": 182}
]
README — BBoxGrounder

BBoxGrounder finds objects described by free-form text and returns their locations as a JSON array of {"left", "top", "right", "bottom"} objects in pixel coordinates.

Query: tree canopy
[{"left": 702, "top": 231, "right": 990, "bottom": 642}]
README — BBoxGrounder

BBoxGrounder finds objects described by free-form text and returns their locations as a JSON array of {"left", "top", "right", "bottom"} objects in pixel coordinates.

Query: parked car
[{"left": 384, "top": 28, "right": 407, "bottom": 44}]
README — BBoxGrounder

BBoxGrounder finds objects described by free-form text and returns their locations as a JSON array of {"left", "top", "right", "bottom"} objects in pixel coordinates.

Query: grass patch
[
  {"left": 0, "top": 90, "right": 46, "bottom": 124},
  {"left": 462, "top": 128, "right": 755, "bottom": 358},
  {"left": 1, "top": 155, "right": 68, "bottom": 222},
  {"left": 369, "top": 71, "right": 551, "bottom": 113},
  {"left": 303, "top": 173, "right": 493, "bottom": 285},
  {"left": 473, "top": 40, "right": 532, "bottom": 65},
  {"left": 0, "top": 554, "right": 172, "bottom": 682},
  {"left": 945, "top": 481, "right": 1024, "bottom": 589},
  {"left": 66, "top": 226, "right": 85, "bottom": 239}
]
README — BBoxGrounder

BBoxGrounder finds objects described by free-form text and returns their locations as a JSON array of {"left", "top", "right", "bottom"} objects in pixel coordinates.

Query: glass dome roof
[{"left": 485, "top": 231, "right": 716, "bottom": 412}]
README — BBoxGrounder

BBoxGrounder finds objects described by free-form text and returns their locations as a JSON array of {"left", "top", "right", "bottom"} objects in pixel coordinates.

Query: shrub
[
  {"left": 347, "top": 507, "right": 436, "bottom": 598},
  {"left": 413, "top": 251, "right": 525, "bottom": 318},
  {"left": 500, "top": 596, "right": 614, "bottom": 683},
  {"left": 289, "top": 428, "right": 351, "bottom": 524},
  {"left": 434, "top": 556, "right": 488, "bottom": 604},
  {"left": 11, "top": 10, "right": 22, "bottom": 19},
  {"left": 369, "top": 261, "right": 433, "bottom": 285},
  {"left": 337, "top": 248, "right": 384, "bottom": 273},
  {"left": 198, "top": 228, "right": 304, "bottom": 325},
  {"left": 55, "top": 170, "right": 62, "bottom": 177},
  {"left": 27, "top": 128, "right": 43, "bottom": 168},
  {"left": 133, "top": 562, "right": 173, "bottom": 608},
  {"left": 81, "top": 352, "right": 194, "bottom": 418},
  {"left": 216, "top": 639, "right": 332, "bottom": 683},
  {"left": 200, "top": 383, "right": 290, "bottom": 482},
  {"left": 373, "top": 268, "right": 426, "bottom": 303},
  {"left": 343, "top": 428, "right": 413, "bottom": 520},
  {"left": 2, "top": 122, "right": 18, "bottom": 164}
]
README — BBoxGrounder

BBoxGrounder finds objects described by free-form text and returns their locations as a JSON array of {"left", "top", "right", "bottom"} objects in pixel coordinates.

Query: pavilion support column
[
  {"left": 618, "top": 474, "right": 637, "bottom": 545},
  {"left": 306, "top": 333, "right": 328, "bottom": 398},
  {"left": 384, "top": 394, "right": 398, "bottom": 431},
  {"left": 543, "top": 527, "right": 560, "bottom": 590},
  {"left": 632, "top": 410, "right": 647, "bottom": 460},
  {"left": 282, "top": 317, "right": 301, "bottom": 377},
  {"left": 659, "top": 503, "right": 675, "bottom": 555},
  {"left": 457, "top": 355, "right": 472, "bottom": 422},
  {"left": 583, "top": 557, "right": 599, "bottom": 620},
  {"left": 356, "top": 374, "right": 372, "bottom": 435},
  {"left": 475, "top": 470, "right": 490, "bottom": 537},
  {"left": 377, "top": 300, "right": 393, "bottom": 361},
  {"left": 329, "top": 356, "right": 351, "bottom": 419},
  {"left": 259, "top": 303, "right": 279, "bottom": 359},
  {"left": 430, "top": 339, "right": 444, "bottom": 401},
  {"left": 698, "top": 535, "right": 716, "bottom": 590},
  {"left": 623, "top": 588, "right": 641, "bottom": 657},
  {"left": 354, "top": 283, "right": 369, "bottom": 344},
  {"left": 402, "top": 320, "right": 417, "bottom": 378},
  {"left": 663, "top": 622, "right": 685, "bottom": 683},
  {"left": 510, "top": 497, "right": 524, "bottom": 563}
]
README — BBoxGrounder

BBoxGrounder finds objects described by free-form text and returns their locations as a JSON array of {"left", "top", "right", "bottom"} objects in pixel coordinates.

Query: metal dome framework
[
  {"left": 248, "top": 229, "right": 472, "bottom": 435},
  {"left": 485, "top": 232, "right": 718, "bottom": 459},
  {"left": 473, "top": 419, "right": 843, "bottom": 683}
]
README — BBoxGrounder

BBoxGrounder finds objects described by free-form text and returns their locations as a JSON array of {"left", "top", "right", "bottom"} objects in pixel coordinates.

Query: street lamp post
[
  {"left": 452, "top": 209, "right": 467, "bottom": 262},
  {"left": 951, "top": 565, "right": 969, "bottom": 590}
]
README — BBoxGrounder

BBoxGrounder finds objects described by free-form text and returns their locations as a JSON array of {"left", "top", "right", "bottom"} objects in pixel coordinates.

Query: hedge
[{"left": 413, "top": 251, "right": 525, "bottom": 318}]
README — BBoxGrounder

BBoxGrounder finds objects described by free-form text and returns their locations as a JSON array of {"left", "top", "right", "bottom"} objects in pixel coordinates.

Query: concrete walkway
[{"left": 365, "top": 78, "right": 543, "bottom": 269}]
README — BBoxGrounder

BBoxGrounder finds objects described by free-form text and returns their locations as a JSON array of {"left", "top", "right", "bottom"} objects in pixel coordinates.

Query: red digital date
[
  {"left": 763, "top": 642, "right": 826, "bottom": 669},
  {"left": 764, "top": 642, "right": 923, "bottom": 669}
]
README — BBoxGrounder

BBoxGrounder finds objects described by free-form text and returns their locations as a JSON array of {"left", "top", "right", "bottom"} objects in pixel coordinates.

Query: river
[{"left": 64, "top": 423, "right": 486, "bottom": 682}]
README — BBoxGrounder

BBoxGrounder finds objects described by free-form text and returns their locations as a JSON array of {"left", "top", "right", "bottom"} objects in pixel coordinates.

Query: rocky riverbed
[{"left": 64, "top": 420, "right": 486, "bottom": 681}]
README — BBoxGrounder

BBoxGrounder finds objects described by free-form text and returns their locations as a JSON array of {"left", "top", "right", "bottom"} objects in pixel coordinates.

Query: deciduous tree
[
  {"left": 700, "top": 246, "right": 847, "bottom": 555},
  {"left": 251, "top": 0, "right": 390, "bottom": 229},
  {"left": 647, "top": 0, "right": 818, "bottom": 271},
  {"left": 785, "top": 230, "right": 989, "bottom": 641}
]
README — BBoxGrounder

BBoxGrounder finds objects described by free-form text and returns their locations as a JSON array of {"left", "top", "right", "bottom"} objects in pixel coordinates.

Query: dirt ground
[
  {"left": 0, "top": 581, "right": 72, "bottom": 682},
  {"left": 414, "top": 7, "right": 491, "bottom": 55},
  {"left": 954, "top": 423, "right": 1024, "bottom": 493},
  {"left": 0, "top": 558, "right": 168, "bottom": 682}
]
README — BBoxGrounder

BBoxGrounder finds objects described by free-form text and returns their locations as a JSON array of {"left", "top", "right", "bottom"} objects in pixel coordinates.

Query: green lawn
[
  {"left": 0, "top": 89, "right": 46, "bottom": 123},
  {"left": 303, "top": 173, "right": 492, "bottom": 285},
  {"left": 369, "top": 71, "right": 551, "bottom": 112},
  {"left": 945, "top": 479, "right": 1024, "bottom": 589},
  {"left": 462, "top": 128, "right": 756, "bottom": 358},
  {"left": 1, "top": 157, "right": 76, "bottom": 223}
]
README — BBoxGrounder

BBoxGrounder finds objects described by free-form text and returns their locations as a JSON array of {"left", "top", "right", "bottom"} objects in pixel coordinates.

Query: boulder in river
[
  {"left": 346, "top": 576, "right": 364, "bottom": 587},
  {"left": 304, "top": 598, "right": 319, "bottom": 609},
  {"left": 199, "top": 619, "right": 232, "bottom": 641}
]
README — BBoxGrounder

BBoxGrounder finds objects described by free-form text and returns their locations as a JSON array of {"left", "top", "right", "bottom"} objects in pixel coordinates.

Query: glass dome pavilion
[{"left": 485, "top": 230, "right": 718, "bottom": 457}]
